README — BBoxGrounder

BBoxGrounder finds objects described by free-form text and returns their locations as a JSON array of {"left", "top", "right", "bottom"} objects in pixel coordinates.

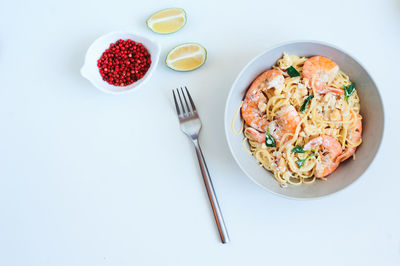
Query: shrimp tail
[
  {"left": 321, "top": 86, "right": 344, "bottom": 96},
  {"left": 336, "top": 147, "right": 356, "bottom": 162},
  {"left": 245, "top": 127, "right": 266, "bottom": 144}
]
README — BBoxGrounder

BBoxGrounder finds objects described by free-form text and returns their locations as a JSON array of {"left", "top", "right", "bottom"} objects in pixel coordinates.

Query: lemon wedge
[
  {"left": 146, "top": 8, "right": 186, "bottom": 34},
  {"left": 166, "top": 43, "right": 207, "bottom": 71}
]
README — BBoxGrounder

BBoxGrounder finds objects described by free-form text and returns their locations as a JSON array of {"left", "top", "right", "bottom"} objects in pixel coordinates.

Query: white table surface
[{"left": 1, "top": 0, "right": 399, "bottom": 265}]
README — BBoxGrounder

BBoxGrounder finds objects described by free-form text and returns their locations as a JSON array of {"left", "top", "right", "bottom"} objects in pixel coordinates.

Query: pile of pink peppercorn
[{"left": 97, "top": 39, "right": 151, "bottom": 86}]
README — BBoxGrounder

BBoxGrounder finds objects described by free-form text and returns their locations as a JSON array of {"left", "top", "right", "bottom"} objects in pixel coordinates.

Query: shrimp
[
  {"left": 241, "top": 69, "right": 284, "bottom": 132},
  {"left": 261, "top": 69, "right": 285, "bottom": 91},
  {"left": 336, "top": 114, "right": 362, "bottom": 162},
  {"left": 245, "top": 105, "right": 301, "bottom": 145},
  {"left": 268, "top": 105, "right": 301, "bottom": 145},
  {"left": 304, "top": 135, "right": 342, "bottom": 177},
  {"left": 302, "top": 56, "right": 344, "bottom": 96},
  {"left": 244, "top": 127, "right": 265, "bottom": 143}
]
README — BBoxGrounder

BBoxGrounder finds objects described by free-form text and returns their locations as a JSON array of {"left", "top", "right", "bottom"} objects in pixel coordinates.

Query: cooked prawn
[
  {"left": 336, "top": 114, "right": 362, "bottom": 162},
  {"left": 268, "top": 105, "right": 301, "bottom": 145},
  {"left": 241, "top": 69, "right": 284, "bottom": 132},
  {"left": 245, "top": 104, "right": 301, "bottom": 145},
  {"left": 244, "top": 127, "right": 265, "bottom": 144},
  {"left": 302, "top": 56, "right": 344, "bottom": 95},
  {"left": 304, "top": 134, "right": 342, "bottom": 177}
]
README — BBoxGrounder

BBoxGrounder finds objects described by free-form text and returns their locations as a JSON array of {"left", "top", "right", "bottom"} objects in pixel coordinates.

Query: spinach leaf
[
  {"left": 295, "top": 154, "right": 316, "bottom": 168},
  {"left": 291, "top": 145, "right": 306, "bottom": 153},
  {"left": 295, "top": 158, "right": 307, "bottom": 168},
  {"left": 300, "top": 95, "right": 314, "bottom": 113},
  {"left": 286, "top": 66, "right": 300, "bottom": 77},
  {"left": 344, "top": 83, "right": 355, "bottom": 103},
  {"left": 265, "top": 129, "right": 276, "bottom": 147}
]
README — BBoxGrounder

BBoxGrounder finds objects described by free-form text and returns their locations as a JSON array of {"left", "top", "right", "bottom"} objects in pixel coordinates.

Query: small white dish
[{"left": 81, "top": 31, "right": 160, "bottom": 94}]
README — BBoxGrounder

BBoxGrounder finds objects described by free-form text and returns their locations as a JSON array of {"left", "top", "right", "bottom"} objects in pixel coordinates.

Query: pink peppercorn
[{"left": 97, "top": 39, "right": 151, "bottom": 86}]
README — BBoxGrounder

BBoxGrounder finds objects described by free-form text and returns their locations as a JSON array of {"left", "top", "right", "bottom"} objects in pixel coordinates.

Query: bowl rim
[
  {"left": 80, "top": 31, "right": 161, "bottom": 95},
  {"left": 224, "top": 39, "right": 385, "bottom": 200}
]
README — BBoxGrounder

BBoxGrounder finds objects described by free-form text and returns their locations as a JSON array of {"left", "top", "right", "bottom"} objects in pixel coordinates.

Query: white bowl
[
  {"left": 81, "top": 31, "right": 160, "bottom": 94},
  {"left": 224, "top": 40, "right": 384, "bottom": 199}
]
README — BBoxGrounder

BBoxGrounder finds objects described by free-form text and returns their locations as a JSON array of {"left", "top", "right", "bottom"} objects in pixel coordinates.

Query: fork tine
[
  {"left": 185, "top": 86, "right": 197, "bottom": 113},
  {"left": 172, "top": 90, "right": 181, "bottom": 116},
  {"left": 176, "top": 88, "right": 187, "bottom": 116},
  {"left": 181, "top": 87, "right": 192, "bottom": 115}
]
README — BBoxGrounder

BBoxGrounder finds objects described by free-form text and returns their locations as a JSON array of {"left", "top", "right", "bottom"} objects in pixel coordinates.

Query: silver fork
[{"left": 172, "top": 87, "right": 230, "bottom": 244}]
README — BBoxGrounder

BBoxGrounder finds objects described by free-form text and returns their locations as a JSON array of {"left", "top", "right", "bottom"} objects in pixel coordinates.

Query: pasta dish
[{"left": 234, "top": 54, "right": 362, "bottom": 186}]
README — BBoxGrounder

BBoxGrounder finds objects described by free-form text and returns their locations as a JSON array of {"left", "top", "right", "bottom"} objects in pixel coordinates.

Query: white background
[{"left": 1, "top": 0, "right": 399, "bottom": 265}]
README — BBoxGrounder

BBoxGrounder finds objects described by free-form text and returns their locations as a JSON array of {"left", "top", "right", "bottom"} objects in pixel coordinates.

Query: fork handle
[{"left": 192, "top": 139, "right": 230, "bottom": 244}]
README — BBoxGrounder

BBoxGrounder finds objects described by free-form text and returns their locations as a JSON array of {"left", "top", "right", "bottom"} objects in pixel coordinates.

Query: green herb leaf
[
  {"left": 300, "top": 95, "right": 314, "bottom": 113},
  {"left": 344, "top": 83, "right": 355, "bottom": 103},
  {"left": 295, "top": 158, "right": 306, "bottom": 168},
  {"left": 295, "top": 154, "right": 316, "bottom": 168},
  {"left": 265, "top": 129, "right": 276, "bottom": 147},
  {"left": 286, "top": 66, "right": 300, "bottom": 77},
  {"left": 291, "top": 145, "right": 306, "bottom": 153}
]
